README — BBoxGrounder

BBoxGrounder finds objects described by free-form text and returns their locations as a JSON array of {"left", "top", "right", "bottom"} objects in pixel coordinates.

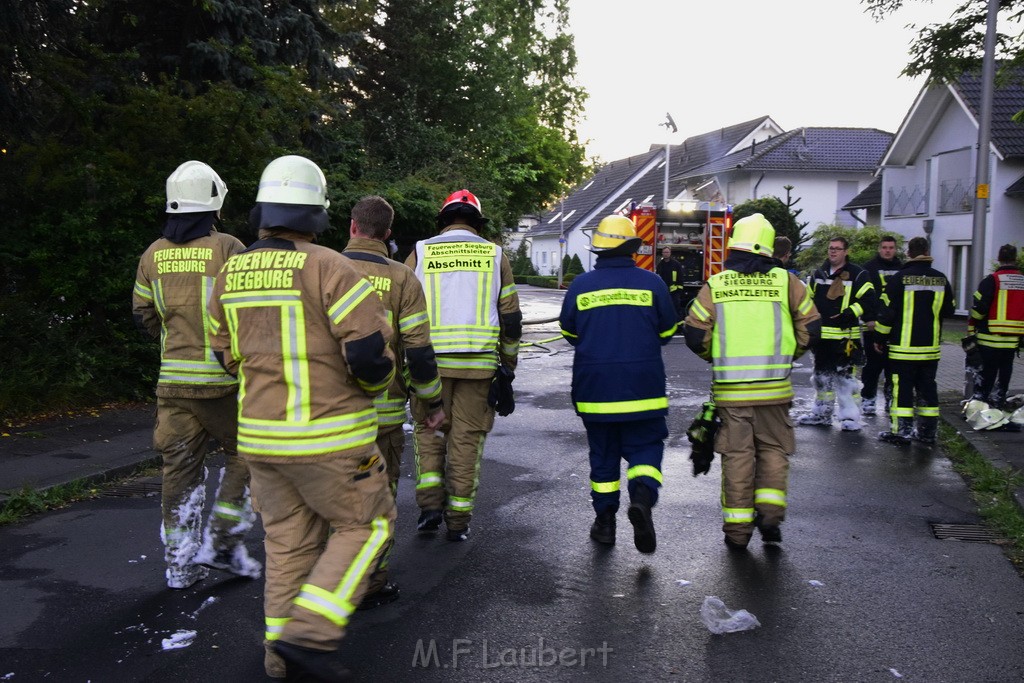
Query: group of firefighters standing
[
  {"left": 132, "top": 155, "right": 1024, "bottom": 680},
  {"left": 133, "top": 156, "right": 520, "bottom": 681}
]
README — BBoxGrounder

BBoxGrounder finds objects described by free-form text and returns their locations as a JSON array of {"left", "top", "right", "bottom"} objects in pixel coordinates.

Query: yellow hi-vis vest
[
  {"left": 414, "top": 231, "right": 502, "bottom": 370},
  {"left": 707, "top": 267, "right": 796, "bottom": 405}
]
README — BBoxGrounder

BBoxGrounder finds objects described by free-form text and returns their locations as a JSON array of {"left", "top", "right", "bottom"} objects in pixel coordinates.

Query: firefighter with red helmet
[
  {"left": 208, "top": 155, "right": 396, "bottom": 680},
  {"left": 405, "top": 189, "right": 522, "bottom": 542},
  {"left": 683, "top": 214, "right": 820, "bottom": 549},
  {"left": 559, "top": 215, "right": 678, "bottom": 553},
  {"left": 132, "top": 161, "right": 261, "bottom": 590},
  {"left": 341, "top": 194, "right": 445, "bottom": 609}
]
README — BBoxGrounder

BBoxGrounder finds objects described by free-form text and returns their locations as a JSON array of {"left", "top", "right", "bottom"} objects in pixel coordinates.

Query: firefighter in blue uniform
[{"left": 559, "top": 215, "right": 678, "bottom": 554}]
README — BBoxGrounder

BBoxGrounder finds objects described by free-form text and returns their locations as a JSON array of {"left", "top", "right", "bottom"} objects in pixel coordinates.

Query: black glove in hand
[
  {"left": 487, "top": 364, "right": 515, "bottom": 416},
  {"left": 689, "top": 443, "right": 714, "bottom": 476},
  {"left": 831, "top": 310, "right": 858, "bottom": 329}
]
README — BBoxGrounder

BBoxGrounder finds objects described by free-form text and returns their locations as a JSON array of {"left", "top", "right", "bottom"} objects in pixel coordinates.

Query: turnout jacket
[
  {"left": 808, "top": 259, "right": 878, "bottom": 340},
  {"left": 342, "top": 237, "right": 442, "bottom": 429},
  {"left": 684, "top": 251, "right": 820, "bottom": 406},
  {"left": 874, "top": 256, "right": 955, "bottom": 361},
  {"left": 207, "top": 229, "right": 395, "bottom": 461},
  {"left": 969, "top": 265, "right": 1024, "bottom": 348},
  {"left": 133, "top": 230, "right": 245, "bottom": 399},
  {"left": 656, "top": 256, "right": 685, "bottom": 292},
  {"left": 861, "top": 254, "right": 902, "bottom": 306},
  {"left": 406, "top": 223, "right": 522, "bottom": 379},
  {"left": 559, "top": 255, "right": 677, "bottom": 422}
]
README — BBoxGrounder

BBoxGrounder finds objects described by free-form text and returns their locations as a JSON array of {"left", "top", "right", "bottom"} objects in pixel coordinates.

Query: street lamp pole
[
  {"left": 661, "top": 113, "right": 678, "bottom": 208},
  {"left": 557, "top": 197, "right": 565, "bottom": 289},
  {"left": 969, "top": 0, "right": 999, "bottom": 292}
]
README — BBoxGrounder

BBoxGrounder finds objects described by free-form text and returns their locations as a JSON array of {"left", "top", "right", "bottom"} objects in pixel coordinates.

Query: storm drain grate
[
  {"left": 101, "top": 482, "right": 163, "bottom": 498},
  {"left": 930, "top": 523, "right": 1004, "bottom": 543}
]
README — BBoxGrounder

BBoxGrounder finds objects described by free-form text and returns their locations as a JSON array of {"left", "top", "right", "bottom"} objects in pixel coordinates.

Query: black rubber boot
[
  {"left": 589, "top": 511, "right": 616, "bottom": 545},
  {"left": 754, "top": 512, "right": 782, "bottom": 544},
  {"left": 913, "top": 417, "right": 938, "bottom": 445},
  {"left": 273, "top": 641, "right": 352, "bottom": 683},
  {"left": 627, "top": 486, "right": 656, "bottom": 554},
  {"left": 357, "top": 582, "right": 400, "bottom": 611},
  {"left": 416, "top": 509, "right": 442, "bottom": 533}
]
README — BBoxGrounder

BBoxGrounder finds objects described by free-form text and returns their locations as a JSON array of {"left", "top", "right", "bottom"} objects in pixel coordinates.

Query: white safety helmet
[
  {"left": 969, "top": 407, "right": 1011, "bottom": 431},
  {"left": 1009, "top": 406, "right": 1024, "bottom": 426},
  {"left": 166, "top": 161, "right": 227, "bottom": 213},
  {"left": 962, "top": 399, "right": 988, "bottom": 422},
  {"left": 256, "top": 155, "right": 330, "bottom": 208}
]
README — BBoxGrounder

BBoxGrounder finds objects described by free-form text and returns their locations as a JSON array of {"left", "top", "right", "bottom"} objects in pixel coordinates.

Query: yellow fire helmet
[
  {"left": 590, "top": 215, "right": 642, "bottom": 253},
  {"left": 728, "top": 213, "right": 775, "bottom": 257}
]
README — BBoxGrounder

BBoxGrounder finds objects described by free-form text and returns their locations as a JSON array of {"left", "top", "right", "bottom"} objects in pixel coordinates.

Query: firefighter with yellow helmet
[
  {"left": 208, "top": 155, "right": 396, "bottom": 680},
  {"left": 683, "top": 214, "right": 820, "bottom": 549},
  {"left": 559, "top": 215, "right": 678, "bottom": 553}
]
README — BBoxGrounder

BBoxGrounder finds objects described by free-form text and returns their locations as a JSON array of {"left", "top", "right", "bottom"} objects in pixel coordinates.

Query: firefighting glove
[
  {"left": 488, "top": 363, "right": 515, "bottom": 416},
  {"left": 831, "top": 309, "right": 859, "bottom": 329},
  {"left": 845, "top": 338, "right": 865, "bottom": 366},
  {"left": 687, "top": 401, "right": 719, "bottom": 477}
]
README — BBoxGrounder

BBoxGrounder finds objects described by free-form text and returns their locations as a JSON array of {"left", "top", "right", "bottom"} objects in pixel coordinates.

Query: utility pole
[
  {"left": 557, "top": 197, "right": 565, "bottom": 289},
  {"left": 969, "top": 0, "right": 999, "bottom": 292}
]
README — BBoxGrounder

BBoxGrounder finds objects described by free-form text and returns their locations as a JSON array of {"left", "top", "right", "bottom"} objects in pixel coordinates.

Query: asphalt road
[{"left": 2, "top": 287, "right": 1024, "bottom": 682}]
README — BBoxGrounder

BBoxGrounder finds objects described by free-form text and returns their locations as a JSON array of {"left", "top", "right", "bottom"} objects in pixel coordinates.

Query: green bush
[{"left": 794, "top": 225, "right": 905, "bottom": 275}]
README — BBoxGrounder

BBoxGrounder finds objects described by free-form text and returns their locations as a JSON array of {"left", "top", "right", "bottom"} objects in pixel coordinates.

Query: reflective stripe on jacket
[
  {"left": 875, "top": 257, "right": 955, "bottom": 361},
  {"left": 702, "top": 267, "right": 800, "bottom": 404},
  {"left": 132, "top": 231, "right": 244, "bottom": 399},
  {"left": 208, "top": 232, "right": 395, "bottom": 460},
  {"left": 970, "top": 267, "right": 1024, "bottom": 347}
]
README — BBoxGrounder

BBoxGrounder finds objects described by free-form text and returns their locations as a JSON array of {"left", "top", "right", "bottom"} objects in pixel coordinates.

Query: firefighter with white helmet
[
  {"left": 208, "top": 155, "right": 396, "bottom": 680},
  {"left": 559, "top": 214, "right": 677, "bottom": 553},
  {"left": 406, "top": 189, "right": 522, "bottom": 542},
  {"left": 132, "top": 161, "right": 260, "bottom": 590},
  {"left": 683, "top": 213, "right": 820, "bottom": 549}
]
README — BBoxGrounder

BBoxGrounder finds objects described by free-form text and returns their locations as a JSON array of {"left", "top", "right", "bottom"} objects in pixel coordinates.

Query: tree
[
  {"left": 732, "top": 196, "right": 808, "bottom": 251},
  {"left": 794, "top": 225, "right": 906, "bottom": 275},
  {"left": 510, "top": 240, "right": 538, "bottom": 277},
  {"left": 864, "top": 1, "right": 1024, "bottom": 84}
]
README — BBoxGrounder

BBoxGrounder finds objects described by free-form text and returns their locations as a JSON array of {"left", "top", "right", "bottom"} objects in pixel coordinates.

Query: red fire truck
[{"left": 630, "top": 202, "right": 732, "bottom": 307}]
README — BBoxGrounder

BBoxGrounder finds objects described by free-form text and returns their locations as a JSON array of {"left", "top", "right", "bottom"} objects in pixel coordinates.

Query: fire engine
[{"left": 629, "top": 201, "right": 733, "bottom": 307}]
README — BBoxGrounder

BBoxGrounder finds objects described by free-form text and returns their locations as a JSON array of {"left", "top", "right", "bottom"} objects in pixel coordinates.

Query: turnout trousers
[
  {"left": 366, "top": 424, "right": 406, "bottom": 593},
  {"left": 584, "top": 417, "right": 667, "bottom": 515},
  {"left": 889, "top": 359, "right": 939, "bottom": 437},
  {"left": 154, "top": 395, "right": 251, "bottom": 573},
  {"left": 715, "top": 404, "right": 793, "bottom": 544},
  {"left": 861, "top": 335, "right": 892, "bottom": 405},
  {"left": 412, "top": 376, "right": 494, "bottom": 532},
  {"left": 248, "top": 450, "right": 396, "bottom": 651},
  {"left": 976, "top": 345, "right": 1017, "bottom": 408}
]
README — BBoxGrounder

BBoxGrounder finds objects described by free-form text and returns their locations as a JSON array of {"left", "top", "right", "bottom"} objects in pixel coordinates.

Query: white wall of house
[{"left": 721, "top": 171, "right": 878, "bottom": 230}]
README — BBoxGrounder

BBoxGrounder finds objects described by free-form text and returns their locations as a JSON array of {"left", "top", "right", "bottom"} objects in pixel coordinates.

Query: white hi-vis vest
[
  {"left": 707, "top": 267, "right": 797, "bottom": 404},
  {"left": 414, "top": 230, "right": 502, "bottom": 366}
]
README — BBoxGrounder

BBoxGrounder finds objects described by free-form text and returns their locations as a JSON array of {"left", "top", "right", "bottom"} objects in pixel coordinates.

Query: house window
[
  {"left": 948, "top": 241, "right": 972, "bottom": 315},
  {"left": 936, "top": 148, "right": 973, "bottom": 214},
  {"left": 551, "top": 251, "right": 558, "bottom": 275}
]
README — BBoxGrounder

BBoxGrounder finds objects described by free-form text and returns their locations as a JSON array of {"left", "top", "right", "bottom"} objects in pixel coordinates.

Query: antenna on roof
[{"left": 661, "top": 113, "right": 678, "bottom": 133}]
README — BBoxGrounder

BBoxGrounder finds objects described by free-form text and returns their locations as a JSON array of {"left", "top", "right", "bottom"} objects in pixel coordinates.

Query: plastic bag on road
[{"left": 700, "top": 595, "right": 761, "bottom": 634}]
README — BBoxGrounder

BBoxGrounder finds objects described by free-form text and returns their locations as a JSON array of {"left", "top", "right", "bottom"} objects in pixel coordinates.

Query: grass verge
[
  {"left": 939, "top": 422, "right": 1024, "bottom": 571},
  {"left": 0, "top": 464, "right": 161, "bottom": 526}
]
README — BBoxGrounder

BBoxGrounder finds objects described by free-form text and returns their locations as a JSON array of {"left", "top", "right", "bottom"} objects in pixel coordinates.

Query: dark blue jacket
[{"left": 559, "top": 256, "right": 677, "bottom": 422}]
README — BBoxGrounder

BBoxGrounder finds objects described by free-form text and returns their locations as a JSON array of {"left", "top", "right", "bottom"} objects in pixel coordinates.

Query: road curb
[{"left": 0, "top": 453, "right": 162, "bottom": 511}]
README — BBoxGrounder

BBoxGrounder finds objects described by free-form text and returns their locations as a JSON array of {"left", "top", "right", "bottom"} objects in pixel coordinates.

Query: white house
[
  {"left": 871, "top": 69, "right": 1024, "bottom": 312},
  {"left": 528, "top": 116, "right": 892, "bottom": 274}
]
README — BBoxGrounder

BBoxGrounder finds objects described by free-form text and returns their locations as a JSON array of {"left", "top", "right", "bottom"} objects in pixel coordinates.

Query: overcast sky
[{"left": 567, "top": 0, "right": 964, "bottom": 162}]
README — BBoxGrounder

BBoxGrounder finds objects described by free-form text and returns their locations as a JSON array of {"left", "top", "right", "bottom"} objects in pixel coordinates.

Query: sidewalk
[{"left": 3, "top": 324, "right": 1024, "bottom": 510}]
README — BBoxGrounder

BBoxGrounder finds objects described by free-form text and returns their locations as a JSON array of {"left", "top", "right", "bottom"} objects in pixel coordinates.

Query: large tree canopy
[{"left": 0, "top": 0, "right": 589, "bottom": 420}]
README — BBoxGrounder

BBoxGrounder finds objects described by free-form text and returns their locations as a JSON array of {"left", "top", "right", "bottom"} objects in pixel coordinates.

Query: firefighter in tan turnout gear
[
  {"left": 208, "top": 155, "right": 396, "bottom": 681},
  {"left": 683, "top": 214, "right": 820, "bottom": 549},
  {"left": 406, "top": 189, "right": 522, "bottom": 542},
  {"left": 341, "top": 195, "right": 445, "bottom": 609},
  {"left": 132, "top": 160, "right": 260, "bottom": 590}
]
